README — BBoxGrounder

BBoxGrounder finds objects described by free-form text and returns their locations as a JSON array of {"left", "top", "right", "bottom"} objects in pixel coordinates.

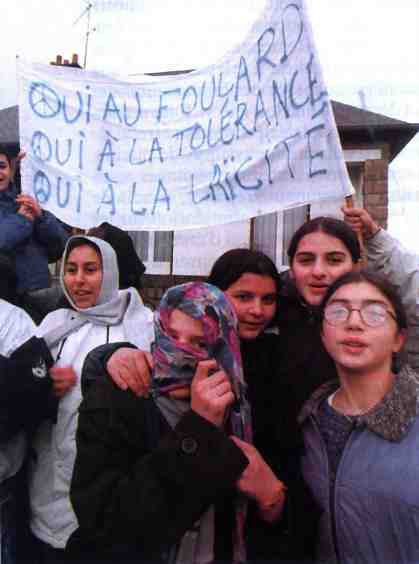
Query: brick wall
[
  {"left": 141, "top": 274, "right": 205, "bottom": 310},
  {"left": 363, "top": 159, "right": 388, "bottom": 229}
]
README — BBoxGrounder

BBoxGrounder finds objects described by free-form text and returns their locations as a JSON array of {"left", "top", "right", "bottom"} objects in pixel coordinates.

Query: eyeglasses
[{"left": 324, "top": 302, "right": 397, "bottom": 328}]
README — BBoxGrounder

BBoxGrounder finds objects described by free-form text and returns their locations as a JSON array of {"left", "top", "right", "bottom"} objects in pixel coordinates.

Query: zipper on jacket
[{"left": 310, "top": 415, "right": 356, "bottom": 563}]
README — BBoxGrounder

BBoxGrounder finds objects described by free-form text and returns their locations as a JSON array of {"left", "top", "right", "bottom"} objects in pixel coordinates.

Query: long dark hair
[
  {"left": 288, "top": 216, "right": 361, "bottom": 265},
  {"left": 207, "top": 248, "right": 281, "bottom": 293}
]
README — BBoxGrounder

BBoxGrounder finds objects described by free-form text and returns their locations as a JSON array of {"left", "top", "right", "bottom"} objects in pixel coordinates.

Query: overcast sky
[{"left": 2, "top": 0, "right": 419, "bottom": 249}]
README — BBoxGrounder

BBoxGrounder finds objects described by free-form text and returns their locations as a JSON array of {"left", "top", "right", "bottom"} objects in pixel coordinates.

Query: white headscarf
[{"left": 43, "top": 235, "right": 150, "bottom": 349}]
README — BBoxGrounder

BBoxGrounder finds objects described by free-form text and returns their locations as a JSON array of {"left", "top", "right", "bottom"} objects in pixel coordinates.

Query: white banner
[{"left": 18, "top": 0, "right": 352, "bottom": 231}]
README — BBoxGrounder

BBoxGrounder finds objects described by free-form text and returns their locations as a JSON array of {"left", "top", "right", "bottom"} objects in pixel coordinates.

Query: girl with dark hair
[
  {"left": 300, "top": 271, "right": 419, "bottom": 563},
  {"left": 276, "top": 216, "right": 362, "bottom": 443}
]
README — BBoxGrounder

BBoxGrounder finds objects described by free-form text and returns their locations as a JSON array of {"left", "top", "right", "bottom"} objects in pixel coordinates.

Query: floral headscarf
[{"left": 152, "top": 282, "right": 252, "bottom": 563}]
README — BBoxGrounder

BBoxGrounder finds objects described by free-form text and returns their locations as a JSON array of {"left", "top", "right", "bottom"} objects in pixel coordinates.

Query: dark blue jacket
[{"left": 0, "top": 183, "right": 69, "bottom": 294}]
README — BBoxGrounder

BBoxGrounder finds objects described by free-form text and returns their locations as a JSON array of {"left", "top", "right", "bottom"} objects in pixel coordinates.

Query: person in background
[
  {"left": 343, "top": 205, "right": 419, "bottom": 370},
  {"left": 88, "top": 223, "right": 146, "bottom": 291},
  {"left": 0, "top": 144, "right": 69, "bottom": 324},
  {"left": 69, "top": 282, "right": 284, "bottom": 563},
  {"left": 0, "top": 296, "right": 75, "bottom": 563},
  {"left": 300, "top": 270, "right": 418, "bottom": 563}
]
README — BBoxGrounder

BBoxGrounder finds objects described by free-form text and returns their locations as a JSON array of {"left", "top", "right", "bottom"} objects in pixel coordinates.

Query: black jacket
[
  {"left": 276, "top": 276, "right": 337, "bottom": 448},
  {"left": 68, "top": 344, "right": 248, "bottom": 562},
  {"left": 0, "top": 336, "right": 56, "bottom": 441},
  {"left": 241, "top": 333, "right": 319, "bottom": 562}
]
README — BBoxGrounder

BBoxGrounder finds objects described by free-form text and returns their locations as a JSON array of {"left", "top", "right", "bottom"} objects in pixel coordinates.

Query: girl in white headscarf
[{"left": 28, "top": 235, "right": 154, "bottom": 562}]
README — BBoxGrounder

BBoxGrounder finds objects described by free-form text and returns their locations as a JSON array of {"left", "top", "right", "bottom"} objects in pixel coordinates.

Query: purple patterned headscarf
[{"left": 152, "top": 282, "right": 251, "bottom": 562}]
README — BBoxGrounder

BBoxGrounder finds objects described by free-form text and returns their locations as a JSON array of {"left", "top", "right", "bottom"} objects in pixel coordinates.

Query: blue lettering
[
  {"left": 55, "top": 138, "right": 72, "bottom": 166},
  {"left": 97, "top": 173, "right": 117, "bottom": 214},
  {"left": 181, "top": 85, "right": 198, "bottom": 114},
  {"left": 173, "top": 124, "right": 195, "bottom": 156},
  {"left": 265, "top": 150, "right": 272, "bottom": 184},
  {"left": 274, "top": 132, "right": 300, "bottom": 179},
  {"left": 234, "top": 56, "right": 252, "bottom": 102},
  {"left": 306, "top": 124, "right": 327, "bottom": 177},
  {"left": 235, "top": 103, "right": 253, "bottom": 138},
  {"left": 124, "top": 91, "right": 142, "bottom": 126},
  {"left": 157, "top": 89, "right": 181, "bottom": 122},
  {"left": 62, "top": 91, "right": 83, "bottom": 124},
  {"left": 78, "top": 131, "right": 85, "bottom": 170},
  {"left": 31, "top": 130, "right": 52, "bottom": 162},
  {"left": 217, "top": 72, "right": 234, "bottom": 99},
  {"left": 130, "top": 182, "right": 147, "bottom": 215},
  {"left": 272, "top": 79, "right": 290, "bottom": 124},
  {"left": 280, "top": 3, "right": 304, "bottom": 63},
  {"left": 257, "top": 27, "right": 276, "bottom": 81},
  {"left": 149, "top": 136, "right": 164, "bottom": 163},
  {"left": 190, "top": 124, "right": 206, "bottom": 151},
  {"left": 29, "top": 82, "right": 61, "bottom": 119},
  {"left": 129, "top": 138, "right": 147, "bottom": 166},
  {"left": 103, "top": 93, "right": 122, "bottom": 123},
  {"left": 190, "top": 173, "right": 211, "bottom": 204},
  {"left": 220, "top": 110, "right": 234, "bottom": 144},
  {"left": 200, "top": 76, "right": 216, "bottom": 111},
  {"left": 56, "top": 176, "right": 71, "bottom": 208},
  {"left": 253, "top": 89, "right": 271, "bottom": 132},
  {"left": 209, "top": 164, "right": 231, "bottom": 201},
  {"left": 207, "top": 117, "right": 221, "bottom": 148},
  {"left": 97, "top": 131, "right": 119, "bottom": 171},
  {"left": 152, "top": 179, "right": 170, "bottom": 214},
  {"left": 289, "top": 69, "right": 309, "bottom": 110},
  {"left": 33, "top": 170, "right": 51, "bottom": 204},
  {"left": 234, "top": 157, "right": 263, "bottom": 190},
  {"left": 85, "top": 85, "right": 92, "bottom": 124},
  {"left": 306, "top": 53, "right": 327, "bottom": 107}
]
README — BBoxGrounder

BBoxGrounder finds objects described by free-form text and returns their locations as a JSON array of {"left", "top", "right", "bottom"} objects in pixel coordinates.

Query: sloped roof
[
  {"left": 0, "top": 105, "right": 18, "bottom": 145},
  {"left": 331, "top": 100, "right": 419, "bottom": 162}
]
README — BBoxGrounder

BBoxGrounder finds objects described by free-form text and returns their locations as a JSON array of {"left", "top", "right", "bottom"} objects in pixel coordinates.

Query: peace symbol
[
  {"left": 29, "top": 83, "right": 61, "bottom": 119},
  {"left": 31, "top": 131, "right": 52, "bottom": 162},
  {"left": 33, "top": 171, "right": 51, "bottom": 205}
]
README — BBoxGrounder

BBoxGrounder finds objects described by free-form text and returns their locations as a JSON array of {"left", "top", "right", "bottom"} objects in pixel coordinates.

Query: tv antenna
[{"left": 73, "top": 1, "right": 95, "bottom": 68}]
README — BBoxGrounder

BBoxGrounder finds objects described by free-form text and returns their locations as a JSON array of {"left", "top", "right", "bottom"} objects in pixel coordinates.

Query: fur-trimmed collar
[{"left": 298, "top": 365, "right": 419, "bottom": 442}]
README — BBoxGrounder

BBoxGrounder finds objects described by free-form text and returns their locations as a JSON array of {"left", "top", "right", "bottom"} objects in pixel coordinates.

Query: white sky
[{"left": 2, "top": 0, "right": 419, "bottom": 249}]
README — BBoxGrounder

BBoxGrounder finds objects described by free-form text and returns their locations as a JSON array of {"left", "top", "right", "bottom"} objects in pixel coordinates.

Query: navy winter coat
[{"left": 0, "top": 183, "right": 69, "bottom": 294}]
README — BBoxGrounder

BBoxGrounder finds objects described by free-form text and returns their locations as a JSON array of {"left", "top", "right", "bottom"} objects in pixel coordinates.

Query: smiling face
[
  {"left": 225, "top": 273, "right": 277, "bottom": 340},
  {"left": 0, "top": 154, "right": 12, "bottom": 192},
  {"left": 321, "top": 281, "right": 405, "bottom": 376},
  {"left": 291, "top": 231, "right": 355, "bottom": 306},
  {"left": 64, "top": 244, "right": 103, "bottom": 309}
]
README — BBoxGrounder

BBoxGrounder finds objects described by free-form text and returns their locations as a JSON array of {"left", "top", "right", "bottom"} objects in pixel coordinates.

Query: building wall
[{"left": 363, "top": 159, "right": 388, "bottom": 229}]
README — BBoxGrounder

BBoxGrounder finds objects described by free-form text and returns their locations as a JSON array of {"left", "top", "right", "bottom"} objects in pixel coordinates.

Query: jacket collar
[{"left": 298, "top": 365, "right": 419, "bottom": 442}]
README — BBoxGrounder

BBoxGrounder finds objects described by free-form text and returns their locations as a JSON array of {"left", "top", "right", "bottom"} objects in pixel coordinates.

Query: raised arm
[{"left": 344, "top": 206, "right": 419, "bottom": 369}]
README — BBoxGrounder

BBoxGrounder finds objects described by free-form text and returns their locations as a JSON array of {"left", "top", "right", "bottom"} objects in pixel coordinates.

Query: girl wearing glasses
[{"left": 300, "top": 270, "right": 419, "bottom": 563}]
